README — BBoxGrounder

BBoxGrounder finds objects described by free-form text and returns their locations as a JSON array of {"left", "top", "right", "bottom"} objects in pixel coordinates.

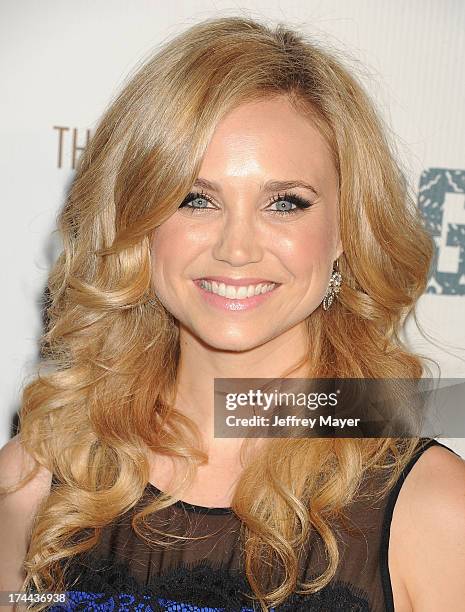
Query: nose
[{"left": 212, "top": 209, "right": 264, "bottom": 266}]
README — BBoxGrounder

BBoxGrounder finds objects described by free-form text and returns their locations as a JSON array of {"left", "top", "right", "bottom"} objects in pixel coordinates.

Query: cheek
[
  {"left": 150, "top": 222, "right": 206, "bottom": 287},
  {"left": 150, "top": 226, "right": 179, "bottom": 289},
  {"left": 152, "top": 217, "right": 211, "bottom": 256},
  {"left": 276, "top": 224, "right": 335, "bottom": 278},
  {"left": 152, "top": 221, "right": 183, "bottom": 255}
]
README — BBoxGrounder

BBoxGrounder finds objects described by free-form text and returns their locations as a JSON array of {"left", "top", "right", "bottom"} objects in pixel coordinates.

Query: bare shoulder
[
  {"left": 0, "top": 434, "right": 53, "bottom": 592},
  {"left": 390, "top": 443, "right": 465, "bottom": 612},
  {"left": 0, "top": 434, "right": 53, "bottom": 502}
]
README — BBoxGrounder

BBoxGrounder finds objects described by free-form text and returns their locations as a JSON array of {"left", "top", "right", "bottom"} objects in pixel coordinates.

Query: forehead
[{"left": 198, "top": 96, "right": 337, "bottom": 188}]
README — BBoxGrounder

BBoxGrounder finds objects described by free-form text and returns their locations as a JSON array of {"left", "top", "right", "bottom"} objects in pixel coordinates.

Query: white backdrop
[{"left": 1, "top": 0, "right": 464, "bottom": 456}]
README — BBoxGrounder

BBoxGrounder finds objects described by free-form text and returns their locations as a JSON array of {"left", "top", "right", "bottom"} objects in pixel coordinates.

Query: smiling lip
[
  {"left": 195, "top": 276, "right": 279, "bottom": 286},
  {"left": 193, "top": 278, "right": 281, "bottom": 312}
]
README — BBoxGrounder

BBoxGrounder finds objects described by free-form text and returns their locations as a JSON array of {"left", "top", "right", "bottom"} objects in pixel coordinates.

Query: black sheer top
[{"left": 47, "top": 438, "right": 458, "bottom": 611}]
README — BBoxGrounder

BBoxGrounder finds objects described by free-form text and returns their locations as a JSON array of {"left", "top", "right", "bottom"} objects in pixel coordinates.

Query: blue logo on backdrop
[{"left": 419, "top": 168, "right": 465, "bottom": 295}]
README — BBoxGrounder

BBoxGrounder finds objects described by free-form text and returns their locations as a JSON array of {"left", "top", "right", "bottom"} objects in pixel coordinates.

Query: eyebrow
[{"left": 192, "top": 177, "right": 319, "bottom": 197}]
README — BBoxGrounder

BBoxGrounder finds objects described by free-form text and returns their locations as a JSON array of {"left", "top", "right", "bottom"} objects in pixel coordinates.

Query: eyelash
[{"left": 178, "top": 190, "right": 314, "bottom": 216}]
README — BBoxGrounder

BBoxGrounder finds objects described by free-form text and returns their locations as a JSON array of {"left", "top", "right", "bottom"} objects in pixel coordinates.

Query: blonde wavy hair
[{"left": 5, "top": 15, "right": 438, "bottom": 611}]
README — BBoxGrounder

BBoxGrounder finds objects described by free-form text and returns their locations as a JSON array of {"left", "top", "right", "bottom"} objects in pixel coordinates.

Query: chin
[{"left": 196, "top": 328, "right": 273, "bottom": 353}]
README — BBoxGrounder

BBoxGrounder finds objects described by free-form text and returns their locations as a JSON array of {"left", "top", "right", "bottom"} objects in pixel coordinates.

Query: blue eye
[
  {"left": 178, "top": 191, "right": 314, "bottom": 216},
  {"left": 179, "top": 191, "right": 217, "bottom": 213},
  {"left": 267, "top": 193, "right": 314, "bottom": 216}
]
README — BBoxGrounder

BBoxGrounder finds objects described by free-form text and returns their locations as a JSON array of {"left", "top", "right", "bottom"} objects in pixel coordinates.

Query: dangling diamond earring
[{"left": 322, "top": 259, "right": 342, "bottom": 311}]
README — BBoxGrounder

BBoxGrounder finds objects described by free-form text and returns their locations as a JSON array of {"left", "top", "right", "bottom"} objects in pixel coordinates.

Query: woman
[{"left": 1, "top": 15, "right": 465, "bottom": 612}]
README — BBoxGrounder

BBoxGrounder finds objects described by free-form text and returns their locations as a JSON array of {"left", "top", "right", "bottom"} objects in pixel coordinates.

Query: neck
[{"left": 173, "top": 322, "right": 311, "bottom": 457}]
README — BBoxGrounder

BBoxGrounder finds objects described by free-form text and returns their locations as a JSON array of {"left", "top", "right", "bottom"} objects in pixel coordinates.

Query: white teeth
[{"left": 199, "top": 280, "right": 276, "bottom": 299}]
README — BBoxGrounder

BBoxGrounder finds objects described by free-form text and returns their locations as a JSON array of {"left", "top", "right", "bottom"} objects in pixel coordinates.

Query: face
[{"left": 150, "top": 96, "right": 342, "bottom": 352}]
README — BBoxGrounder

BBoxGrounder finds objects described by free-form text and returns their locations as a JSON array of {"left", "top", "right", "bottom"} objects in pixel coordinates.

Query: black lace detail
[
  {"left": 47, "top": 552, "right": 371, "bottom": 611},
  {"left": 278, "top": 581, "right": 370, "bottom": 611}
]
